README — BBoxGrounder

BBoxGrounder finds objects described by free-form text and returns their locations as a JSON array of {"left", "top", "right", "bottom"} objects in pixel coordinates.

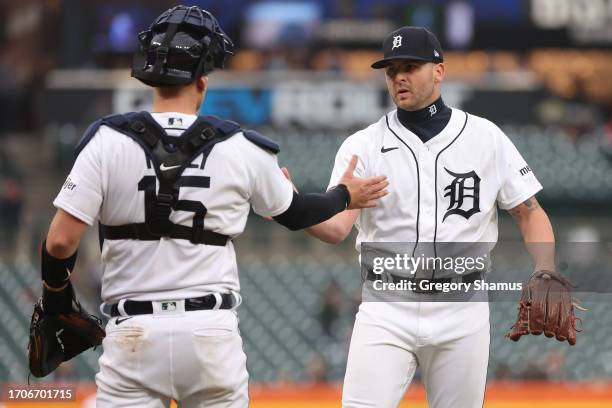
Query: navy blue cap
[{"left": 371, "top": 26, "right": 443, "bottom": 69}]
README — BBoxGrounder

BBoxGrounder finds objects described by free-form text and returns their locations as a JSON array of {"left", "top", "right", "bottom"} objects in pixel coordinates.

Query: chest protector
[{"left": 75, "top": 111, "right": 279, "bottom": 247}]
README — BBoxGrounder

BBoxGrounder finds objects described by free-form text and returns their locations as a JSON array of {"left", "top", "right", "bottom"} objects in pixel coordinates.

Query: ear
[
  {"left": 196, "top": 76, "right": 208, "bottom": 93},
  {"left": 433, "top": 63, "right": 445, "bottom": 84}
]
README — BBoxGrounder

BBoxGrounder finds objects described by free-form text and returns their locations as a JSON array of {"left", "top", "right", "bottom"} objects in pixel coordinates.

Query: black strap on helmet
[
  {"left": 150, "top": 7, "right": 189, "bottom": 77},
  {"left": 132, "top": 6, "right": 234, "bottom": 86},
  {"left": 98, "top": 112, "right": 240, "bottom": 246}
]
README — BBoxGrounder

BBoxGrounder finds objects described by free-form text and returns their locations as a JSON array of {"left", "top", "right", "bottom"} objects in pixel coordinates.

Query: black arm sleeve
[
  {"left": 273, "top": 185, "right": 350, "bottom": 231},
  {"left": 41, "top": 240, "right": 79, "bottom": 314},
  {"left": 41, "top": 240, "right": 77, "bottom": 288}
]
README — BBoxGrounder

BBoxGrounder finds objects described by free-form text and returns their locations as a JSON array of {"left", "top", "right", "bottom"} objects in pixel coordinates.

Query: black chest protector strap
[{"left": 98, "top": 112, "right": 239, "bottom": 246}]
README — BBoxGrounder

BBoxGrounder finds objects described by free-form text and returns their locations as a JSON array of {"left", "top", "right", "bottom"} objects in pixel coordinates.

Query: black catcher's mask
[{"left": 132, "top": 5, "right": 234, "bottom": 87}]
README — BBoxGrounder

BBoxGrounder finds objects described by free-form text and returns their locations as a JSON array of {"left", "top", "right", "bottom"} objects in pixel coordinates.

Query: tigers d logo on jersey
[{"left": 443, "top": 168, "right": 481, "bottom": 221}]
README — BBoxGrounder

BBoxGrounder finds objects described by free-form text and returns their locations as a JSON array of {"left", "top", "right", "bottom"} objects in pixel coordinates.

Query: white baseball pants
[
  {"left": 95, "top": 307, "right": 248, "bottom": 408},
  {"left": 342, "top": 300, "right": 490, "bottom": 408}
]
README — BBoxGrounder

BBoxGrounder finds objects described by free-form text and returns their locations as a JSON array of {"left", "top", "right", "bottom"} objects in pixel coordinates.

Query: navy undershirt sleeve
[{"left": 273, "top": 186, "right": 350, "bottom": 231}]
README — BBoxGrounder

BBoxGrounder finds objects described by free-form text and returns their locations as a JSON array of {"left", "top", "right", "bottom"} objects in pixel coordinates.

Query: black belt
[
  {"left": 366, "top": 270, "right": 483, "bottom": 294},
  {"left": 109, "top": 293, "right": 236, "bottom": 317},
  {"left": 100, "top": 223, "right": 229, "bottom": 246}
]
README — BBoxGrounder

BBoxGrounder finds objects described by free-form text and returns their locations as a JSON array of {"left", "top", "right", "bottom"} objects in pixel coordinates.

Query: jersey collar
[
  {"left": 389, "top": 107, "right": 464, "bottom": 149},
  {"left": 396, "top": 97, "right": 449, "bottom": 125}
]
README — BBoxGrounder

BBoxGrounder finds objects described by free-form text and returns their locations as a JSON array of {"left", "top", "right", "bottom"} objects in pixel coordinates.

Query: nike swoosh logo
[
  {"left": 381, "top": 146, "right": 399, "bottom": 153},
  {"left": 160, "top": 163, "right": 181, "bottom": 171},
  {"left": 115, "top": 317, "right": 134, "bottom": 325}
]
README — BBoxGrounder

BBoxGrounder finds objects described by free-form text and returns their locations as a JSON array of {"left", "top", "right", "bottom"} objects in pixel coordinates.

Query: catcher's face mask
[{"left": 131, "top": 5, "right": 234, "bottom": 87}]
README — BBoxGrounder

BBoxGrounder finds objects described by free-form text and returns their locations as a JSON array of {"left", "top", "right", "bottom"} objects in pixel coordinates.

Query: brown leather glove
[{"left": 506, "top": 270, "right": 581, "bottom": 345}]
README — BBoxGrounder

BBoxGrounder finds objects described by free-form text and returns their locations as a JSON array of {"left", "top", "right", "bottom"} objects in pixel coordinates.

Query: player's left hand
[
  {"left": 28, "top": 282, "right": 106, "bottom": 377},
  {"left": 339, "top": 155, "right": 388, "bottom": 209},
  {"left": 506, "top": 270, "right": 584, "bottom": 345}
]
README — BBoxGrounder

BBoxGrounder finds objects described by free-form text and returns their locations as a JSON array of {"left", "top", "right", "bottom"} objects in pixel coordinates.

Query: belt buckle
[{"left": 152, "top": 299, "right": 185, "bottom": 317}]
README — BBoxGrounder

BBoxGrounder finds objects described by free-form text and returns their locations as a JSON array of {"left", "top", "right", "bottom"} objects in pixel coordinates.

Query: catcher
[{"left": 28, "top": 5, "right": 388, "bottom": 406}]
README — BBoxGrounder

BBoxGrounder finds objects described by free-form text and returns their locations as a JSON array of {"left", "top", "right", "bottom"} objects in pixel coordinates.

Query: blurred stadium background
[{"left": 1, "top": 0, "right": 612, "bottom": 406}]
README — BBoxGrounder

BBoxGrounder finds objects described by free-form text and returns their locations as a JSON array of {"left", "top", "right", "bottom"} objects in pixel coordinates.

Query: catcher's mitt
[
  {"left": 506, "top": 270, "right": 582, "bottom": 345},
  {"left": 28, "top": 288, "right": 105, "bottom": 378}
]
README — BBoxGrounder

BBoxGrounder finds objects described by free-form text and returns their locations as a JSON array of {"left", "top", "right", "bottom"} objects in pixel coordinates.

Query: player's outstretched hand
[{"left": 339, "top": 155, "right": 388, "bottom": 209}]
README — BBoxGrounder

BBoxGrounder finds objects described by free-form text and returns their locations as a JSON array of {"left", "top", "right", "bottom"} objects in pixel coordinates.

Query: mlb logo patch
[
  {"left": 162, "top": 301, "right": 177, "bottom": 311},
  {"left": 168, "top": 117, "right": 183, "bottom": 127}
]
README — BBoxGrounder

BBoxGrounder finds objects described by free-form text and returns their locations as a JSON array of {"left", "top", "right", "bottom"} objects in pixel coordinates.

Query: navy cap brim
[{"left": 371, "top": 55, "right": 439, "bottom": 69}]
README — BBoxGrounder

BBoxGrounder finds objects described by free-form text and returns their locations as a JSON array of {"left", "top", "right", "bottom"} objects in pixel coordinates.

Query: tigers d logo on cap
[
  {"left": 392, "top": 35, "right": 403, "bottom": 50},
  {"left": 371, "top": 26, "right": 444, "bottom": 69}
]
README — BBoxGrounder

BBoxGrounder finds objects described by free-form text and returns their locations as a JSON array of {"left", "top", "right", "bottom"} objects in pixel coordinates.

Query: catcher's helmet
[{"left": 131, "top": 5, "right": 234, "bottom": 87}]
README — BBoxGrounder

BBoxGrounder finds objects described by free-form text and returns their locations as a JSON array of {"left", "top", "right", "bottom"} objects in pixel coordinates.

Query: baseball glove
[
  {"left": 28, "top": 285, "right": 105, "bottom": 378},
  {"left": 506, "top": 270, "right": 582, "bottom": 345}
]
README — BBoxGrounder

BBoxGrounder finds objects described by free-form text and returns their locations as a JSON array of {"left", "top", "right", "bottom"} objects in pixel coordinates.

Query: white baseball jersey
[
  {"left": 329, "top": 108, "right": 542, "bottom": 250},
  {"left": 54, "top": 112, "right": 293, "bottom": 303}
]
